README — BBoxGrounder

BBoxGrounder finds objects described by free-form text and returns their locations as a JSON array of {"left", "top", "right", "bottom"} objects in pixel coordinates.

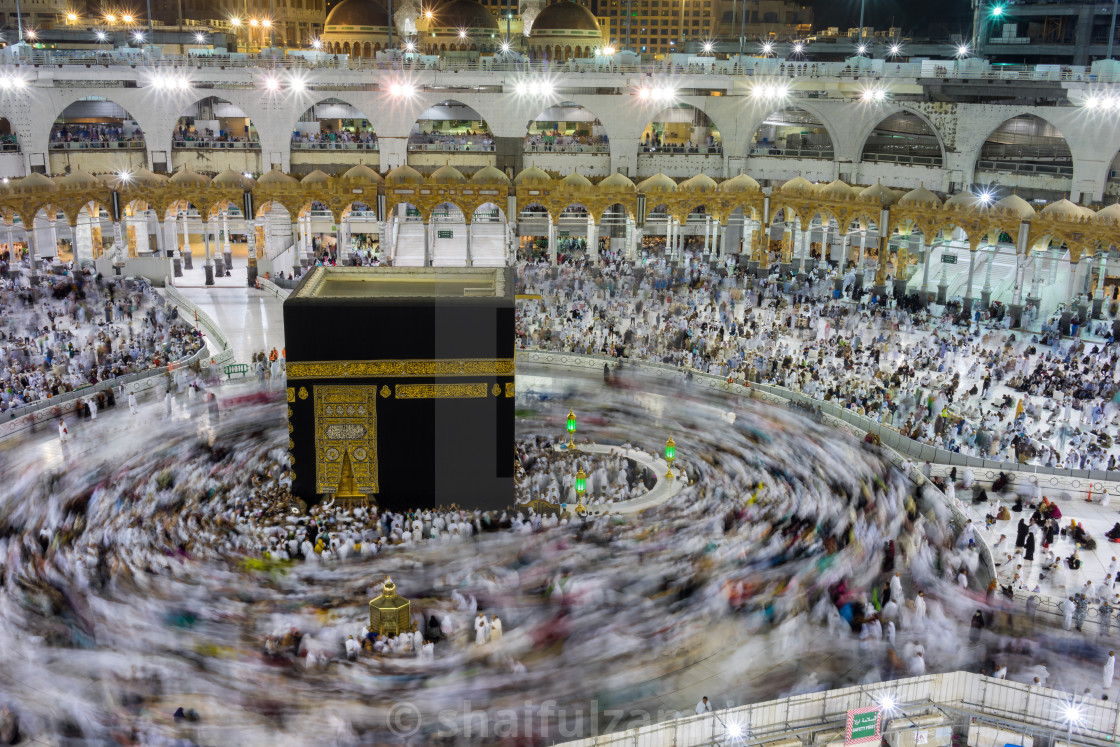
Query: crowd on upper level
[
  {"left": 0, "top": 271, "right": 203, "bottom": 415},
  {"left": 172, "top": 124, "right": 257, "bottom": 146},
  {"left": 407, "top": 132, "right": 494, "bottom": 150},
  {"left": 50, "top": 123, "right": 139, "bottom": 146},
  {"left": 291, "top": 129, "right": 377, "bottom": 147},
  {"left": 515, "top": 252, "right": 1120, "bottom": 472},
  {"left": 524, "top": 131, "right": 609, "bottom": 152}
]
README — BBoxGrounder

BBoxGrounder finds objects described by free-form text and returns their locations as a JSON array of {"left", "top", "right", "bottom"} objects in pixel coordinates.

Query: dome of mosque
[
  {"left": 944, "top": 191, "right": 983, "bottom": 209},
  {"left": 562, "top": 171, "right": 593, "bottom": 188},
  {"left": 301, "top": 170, "right": 332, "bottom": 185},
  {"left": 1095, "top": 202, "right": 1120, "bottom": 224},
  {"left": 1040, "top": 199, "right": 1090, "bottom": 221},
  {"left": 324, "top": 0, "right": 390, "bottom": 29},
  {"left": 212, "top": 168, "right": 254, "bottom": 188},
  {"left": 429, "top": 165, "right": 467, "bottom": 184},
  {"left": 860, "top": 182, "right": 898, "bottom": 205},
  {"left": 599, "top": 171, "right": 636, "bottom": 190},
  {"left": 169, "top": 167, "right": 211, "bottom": 186},
  {"left": 57, "top": 168, "right": 100, "bottom": 189},
  {"left": 385, "top": 164, "right": 425, "bottom": 184},
  {"left": 256, "top": 169, "right": 298, "bottom": 186},
  {"left": 531, "top": 1, "right": 602, "bottom": 32},
  {"left": 780, "top": 176, "right": 814, "bottom": 194},
  {"left": 817, "top": 179, "right": 853, "bottom": 198},
  {"left": 637, "top": 173, "right": 677, "bottom": 192},
  {"left": 995, "top": 193, "right": 1036, "bottom": 219},
  {"left": 470, "top": 165, "right": 510, "bottom": 184},
  {"left": 718, "top": 172, "right": 760, "bottom": 193},
  {"left": 429, "top": 0, "right": 499, "bottom": 30},
  {"left": 513, "top": 166, "right": 553, "bottom": 185},
  {"left": 680, "top": 174, "right": 718, "bottom": 192},
  {"left": 898, "top": 185, "right": 942, "bottom": 207},
  {"left": 343, "top": 163, "right": 384, "bottom": 183}
]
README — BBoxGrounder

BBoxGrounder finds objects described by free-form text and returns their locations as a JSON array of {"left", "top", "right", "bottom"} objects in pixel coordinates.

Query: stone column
[
  {"left": 181, "top": 211, "right": 193, "bottom": 269},
  {"left": 423, "top": 221, "right": 431, "bottom": 266},
  {"left": 222, "top": 209, "right": 232, "bottom": 268},
  {"left": 1008, "top": 221, "right": 1029, "bottom": 328},
  {"left": 246, "top": 218, "right": 258, "bottom": 286},
  {"left": 918, "top": 237, "right": 931, "bottom": 307},
  {"left": 203, "top": 225, "right": 215, "bottom": 286},
  {"left": 465, "top": 220, "right": 473, "bottom": 266},
  {"left": 112, "top": 220, "right": 124, "bottom": 255},
  {"left": 547, "top": 221, "right": 557, "bottom": 263},
  {"left": 48, "top": 217, "right": 58, "bottom": 261},
  {"left": 713, "top": 221, "right": 722, "bottom": 259},
  {"left": 1093, "top": 252, "right": 1108, "bottom": 319},
  {"left": 26, "top": 224, "right": 38, "bottom": 285},
  {"left": 963, "top": 247, "right": 978, "bottom": 317},
  {"left": 981, "top": 243, "right": 995, "bottom": 308},
  {"left": 587, "top": 220, "right": 599, "bottom": 261},
  {"left": 703, "top": 215, "right": 711, "bottom": 255},
  {"left": 631, "top": 224, "right": 642, "bottom": 263},
  {"left": 290, "top": 220, "right": 302, "bottom": 277}
]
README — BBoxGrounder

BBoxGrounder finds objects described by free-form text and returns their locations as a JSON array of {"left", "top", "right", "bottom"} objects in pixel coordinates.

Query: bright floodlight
[
  {"left": 702, "top": 41, "right": 713, "bottom": 53},
  {"left": 1063, "top": 705, "right": 1083, "bottom": 725},
  {"left": 879, "top": 695, "right": 896, "bottom": 712},
  {"left": 857, "top": 44, "right": 867, "bottom": 54},
  {"left": 762, "top": 41, "right": 773, "bottom": 54},
  {"left": 229, "top": 16, "right": 241, "bottom": 26},
  {"left": 262, "top": 19, "right": 271, "bottom": 27},
  {"left": 263, "top": 77, "right": 280, "bottom": 91},
  {"left": 978, "top": 191, "right": 993, "bottom": 203},
  {"left": 121, "top": 14, "right": 132, "bottom": 23},
  {"left": 132, "top": 31, "right": 144, "bottom": 41},
  {"left": 727, "top": 723, "right": 743, "bottom": 738},
  {"left": 289, "top": 76, "right": 305, "bottom": 91},
  {"left": 603, "top": 44, "right": 615, "bottom": 54},
  {"left": 500, "top": 42, "right": 510, "bottom": 52},
  {"left": 425, "top": 9, "right": 433, "bottom": 18},
  {"left": 25, "top": 29, "right": 36, "bottom": 39},
  {"left": 242, "top": 172, "right": 251, "bottom": 178},
  {"left": 105, "top": 13, "right": 115, "bottom": 22},
  {"left": 458, "top": 28, "right": 467, "bottom": 38},
  {"left": 957, "top": 43, "right": 970, "bottom": 57},
  {"left": 66, "top": 12, "right": 77, "bottom": 21},
  {"left": 992, "top": 4, "right": 1004, "bottom": 16},
  {"left": 96, "top": 30, "right": 107, "bottom": 41},
  {"left": 249, "top": 18, "right": 258, "bottom": 26},
  {"left": 311, "top": 38, "right": 321, "bottom": 49},
  {"left": 515, "top": 81, "right": 528, "bottom": 94},
  {"left": 539, "top": 81, "right": 553, "bottom": 96},
  {"left": 117, "top": 170, "right": 131, "bottom": 183},
  {"left": 195, "top": 32, "right": 206, "bottom": 43},
  {"left": 405, "top": 41, "right": 415, "bottom": 51},
  {"left": 793, "top": 41, "right": 803, "bottom": 53},
  {"left": 890, "top": 44, "right": 901, "bottom": 55}
]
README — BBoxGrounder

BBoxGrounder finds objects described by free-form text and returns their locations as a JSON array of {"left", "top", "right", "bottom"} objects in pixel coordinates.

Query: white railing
[
  {"left": 162, "top": 280, "right": 236, "bottom": 368},
  {"left": 556, "top": 672, "right": 1120, "bottom": 747},
  {"left": 256, "top": 276, "right": 290, "bottom": 300}
]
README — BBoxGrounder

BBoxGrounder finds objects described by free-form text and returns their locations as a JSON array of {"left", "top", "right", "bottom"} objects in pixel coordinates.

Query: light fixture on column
[{"left": 566, "top": 409, "right": 577, "bottom": 448}]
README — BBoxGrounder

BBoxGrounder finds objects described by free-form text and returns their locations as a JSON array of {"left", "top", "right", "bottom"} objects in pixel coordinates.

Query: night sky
[{"left": 809, "top": 0, "right": 973, "bottom": 36}]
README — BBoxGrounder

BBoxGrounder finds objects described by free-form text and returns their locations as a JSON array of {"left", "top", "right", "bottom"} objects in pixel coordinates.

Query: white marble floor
[{"left": 175, "top": 284, "right": 286, "bottom": 364}]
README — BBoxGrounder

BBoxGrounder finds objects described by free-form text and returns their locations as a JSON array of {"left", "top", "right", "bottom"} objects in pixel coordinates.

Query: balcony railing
[
  {"left": 976, "top": 160, "right": 1074, "bottom": 176},
  {"left": 172, "top": 139, "right": 260, "bottom": 150},
  {"left": 49, "top": 139, "right": 144, "bottom": 150},
  {"left": 524, "top": 143, "right": 609, "bottom": 154},
  {"left": 639, "top": 145, "right": 723, "bottom": 155},
  {"left": 407, "top": 141, "right": 496, "bottom": 152},
  {"left": 862, "top": 151, "right": 943, "bottom": 166},
  {"left": 750, "top": 147, "right": 835, "bottom": 160},
  {"left": 292, "top": 140, "right": 379, "bottom": 151}
]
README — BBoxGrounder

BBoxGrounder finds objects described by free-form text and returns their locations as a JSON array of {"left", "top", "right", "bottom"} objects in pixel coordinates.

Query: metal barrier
[
  {"left": 556, "top": 672, "right": 1120, "bottom": 747},
  {"left": 256, "top": 277, "right": 290, "bottom": 300},
  {"left": 162, "top": 279, "right": 236, "bottom": 368}
]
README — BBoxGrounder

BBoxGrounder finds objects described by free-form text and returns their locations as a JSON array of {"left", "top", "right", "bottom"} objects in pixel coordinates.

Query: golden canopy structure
[{"left": 369, "top": 577, "right": 413, "bottom": 637}]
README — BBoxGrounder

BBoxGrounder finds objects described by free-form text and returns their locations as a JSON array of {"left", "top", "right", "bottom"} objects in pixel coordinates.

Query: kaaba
[{"left": 283, "top": 266, "right": 514, "bottom": 512}]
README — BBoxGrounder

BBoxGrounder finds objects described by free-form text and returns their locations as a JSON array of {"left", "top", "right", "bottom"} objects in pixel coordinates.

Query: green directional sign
[
  {"left": 845, "top": 708, "right": 881, "bottom": 745},
  {"left": 559, "top": 231, "right": 570, "bottom": 237},
  {"left": 437, "top": 230, "right": 453, "bottom": 239},
  {"left": 941, "top": 253, "right": 957, "bottom": 264}
]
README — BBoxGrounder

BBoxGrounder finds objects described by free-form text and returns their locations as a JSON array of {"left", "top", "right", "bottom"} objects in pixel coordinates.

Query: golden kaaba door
[{"left": 313, "top": 385, "right": 379, "bottom": 495}]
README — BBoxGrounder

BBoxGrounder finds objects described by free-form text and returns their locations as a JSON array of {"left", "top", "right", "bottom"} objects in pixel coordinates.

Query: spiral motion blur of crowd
[
  {"left": 0, "top": 269, "right": 203, "bottom": 415},
  {"left": 515, "top": 253, "right": 1120, "bottom": 473},
  {"left": 0, "top": 359, "right": 1024, "bottom": 744}
]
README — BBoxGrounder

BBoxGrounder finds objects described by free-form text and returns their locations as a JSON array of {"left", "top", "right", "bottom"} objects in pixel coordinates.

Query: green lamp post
[
  {"left": 664, "top": 436, "right": 676, "bottom": 480},
  {"left": 566, "top": 409, "right": 577, "bottom": 448},
  {"left": 575, "top": 467, "right": 587, "bottom": 513}
]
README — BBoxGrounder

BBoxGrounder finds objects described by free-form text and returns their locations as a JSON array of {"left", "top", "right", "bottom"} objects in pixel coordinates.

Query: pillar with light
[
  {"left": 565, "top": 409, "right": 576, "bottom": 448},
  {"left": 574, "top": 467, "right": 587, "bottom": 513}
]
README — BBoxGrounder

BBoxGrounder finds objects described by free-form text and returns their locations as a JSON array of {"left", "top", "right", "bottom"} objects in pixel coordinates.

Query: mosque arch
[
  {"left": 48, "top": 96, "right": 145, "bottom": 150},
  {"left": 859, "top": 109, "right": 944, "bottom": 167},
  {"left": 637, "top": 104, "right": 722, "bottom": 154},
  {"left": 973, "top": 114, "right": 1072, "bottom": 185},
  {"left": 291, "top": 98, "right": 377, "bottom": 151},
  {"left": 172, "top": 96, "right": 260, "bottom": 148},
  {"left": 524, "top": 102, "right": 607, "bottom": 155},
  {"left": 748, "top": 107, "right": 834, "bottom": 160},
  {"left": 408, "top": 99, "right": 494, "bottom": 151}
]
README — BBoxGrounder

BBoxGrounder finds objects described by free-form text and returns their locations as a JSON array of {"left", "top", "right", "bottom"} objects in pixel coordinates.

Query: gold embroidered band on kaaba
[
  {"left": 396, "top": 383, "right": 488, "bottom": 399},
  {"left": 287, "top": 358, "right": 515, "bottom": 379}
]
